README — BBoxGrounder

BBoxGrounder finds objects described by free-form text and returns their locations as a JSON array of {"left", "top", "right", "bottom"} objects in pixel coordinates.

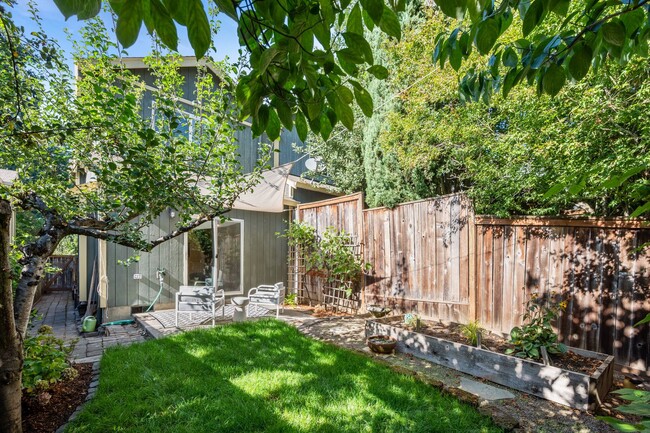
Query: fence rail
[{"left": 293, "top": 193, "right": 650, "bottom": 372}]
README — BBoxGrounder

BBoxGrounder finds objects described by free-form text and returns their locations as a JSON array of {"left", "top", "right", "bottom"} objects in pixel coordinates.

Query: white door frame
[{"left": 184, "top": 218, "right": 244, "bottom": 295}]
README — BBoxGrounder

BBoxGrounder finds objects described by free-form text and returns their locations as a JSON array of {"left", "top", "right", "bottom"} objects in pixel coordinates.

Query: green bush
[
  {"left": 22, "top": 316, "right": 76, "bottom": 394},
  {"left": 507, "top": 294, "right": 567, "bottom": 360}
]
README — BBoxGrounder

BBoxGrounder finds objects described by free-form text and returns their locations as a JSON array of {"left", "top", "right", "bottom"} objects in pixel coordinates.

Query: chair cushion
[{"left": 250, "top": 293, "right": 280, "bottom": 304}]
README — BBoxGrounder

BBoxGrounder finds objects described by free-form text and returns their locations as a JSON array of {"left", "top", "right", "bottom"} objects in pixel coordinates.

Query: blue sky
[{"left": 10, "top": 1, "right": 241, "bottom": 66}]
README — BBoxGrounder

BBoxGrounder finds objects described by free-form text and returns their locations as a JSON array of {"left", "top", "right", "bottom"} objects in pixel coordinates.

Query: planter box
[{"left": 366, "top": 317, "right": 614, "bottom": 411}]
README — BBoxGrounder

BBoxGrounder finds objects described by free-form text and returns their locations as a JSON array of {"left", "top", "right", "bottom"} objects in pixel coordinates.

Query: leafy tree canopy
[
  {"left": 304, "top": 4, "right": 649, "bottom": 217},
  {"left": 53, "top": 0, "right": 650, "bottom": 138},
  {"left": 53, "top": 0, "right": 406, "bottom": 141},
  {"left": 431, "top": 0, "right": 649, "bottom": 102}
]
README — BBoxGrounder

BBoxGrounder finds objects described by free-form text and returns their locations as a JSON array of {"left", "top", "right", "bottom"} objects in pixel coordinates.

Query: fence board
[{"left": 476, "top": 219, "right": 650, "bottom": 373}]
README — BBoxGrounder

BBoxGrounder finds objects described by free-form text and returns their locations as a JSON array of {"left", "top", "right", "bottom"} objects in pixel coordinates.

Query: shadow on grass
[{"left": 66, "top": 320, "right": 501, "bottom": 433}]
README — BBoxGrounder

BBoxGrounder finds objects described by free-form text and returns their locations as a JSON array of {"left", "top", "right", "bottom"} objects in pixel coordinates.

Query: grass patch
[{"left": 67, "top": 320, "right": 502, "bottom": 433}]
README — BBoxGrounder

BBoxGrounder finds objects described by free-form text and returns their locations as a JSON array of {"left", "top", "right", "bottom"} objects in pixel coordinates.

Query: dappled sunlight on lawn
[{"left": 66, "top": 319, "right": 502, "bottom": 433}]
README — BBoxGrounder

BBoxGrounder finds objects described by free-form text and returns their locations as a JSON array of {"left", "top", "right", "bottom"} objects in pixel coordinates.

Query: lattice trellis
[{"left": 288, "top": 234, "right": 363, "bottom": 314}]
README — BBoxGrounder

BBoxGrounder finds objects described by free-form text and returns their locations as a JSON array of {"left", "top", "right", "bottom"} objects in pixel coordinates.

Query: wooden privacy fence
[
  {"left": 476, "top": 216, "right": 650, "bottom": 373},
  {"left": 295, "top": 192, "right": 650, "bottom": 372},
  {"left": 363, "top": 194, "right": 474, "bottom": 322}
]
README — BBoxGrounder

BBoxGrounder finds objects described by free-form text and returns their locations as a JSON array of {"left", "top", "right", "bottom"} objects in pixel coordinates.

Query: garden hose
[{"left": 146, "top": 267, "right": 166, "bottom": 313}]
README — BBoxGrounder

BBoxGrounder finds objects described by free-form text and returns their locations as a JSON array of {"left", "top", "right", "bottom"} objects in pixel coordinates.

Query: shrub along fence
[{"left": 295, "top": 193, "right": 650, "bottom": 373}]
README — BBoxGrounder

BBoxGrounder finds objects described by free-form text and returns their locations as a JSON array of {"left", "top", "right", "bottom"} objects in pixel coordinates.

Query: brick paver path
[{"left": 31, "top": 291, "right": 146, "bottom": 362}]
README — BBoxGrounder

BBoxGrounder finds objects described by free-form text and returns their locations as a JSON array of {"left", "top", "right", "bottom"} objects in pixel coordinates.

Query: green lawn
[{"left": 67, "top": 320, "right": 502, "bottom": 433}]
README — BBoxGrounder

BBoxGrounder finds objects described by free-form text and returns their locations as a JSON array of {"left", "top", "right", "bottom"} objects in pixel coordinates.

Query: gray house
[{"left": 77, "top": 57, "right": 335, "bottom": 322}]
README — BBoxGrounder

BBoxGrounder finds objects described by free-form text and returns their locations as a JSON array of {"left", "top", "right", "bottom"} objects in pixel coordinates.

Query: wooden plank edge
[
  {"left": 475, "top": 216, "right": 648, "bottom": 230},
  {"left": 297, "top": 192, "right": 364, "bottom": 210}
]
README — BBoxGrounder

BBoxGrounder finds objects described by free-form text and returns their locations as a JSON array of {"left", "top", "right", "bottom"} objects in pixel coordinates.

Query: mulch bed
[
  {"left": 384, "top": 317, "right": 602, "bottom": 375},
  {"left": 22, "top": 363, "right": 93, "bottom": 433}
]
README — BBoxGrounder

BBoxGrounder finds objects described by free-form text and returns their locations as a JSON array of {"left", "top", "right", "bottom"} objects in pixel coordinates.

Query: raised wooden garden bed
[{"left": 366, "top": 316, "right": 614, "bottom": 411}]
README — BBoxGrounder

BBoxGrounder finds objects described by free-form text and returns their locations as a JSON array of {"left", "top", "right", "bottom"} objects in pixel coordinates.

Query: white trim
[
  {"left": 183, "top": 218, "right": 245, "bottom": 296},
  {"left": 115, "top": 56, "right": 226, "bottom": 81},
  {"left": 219, "top": 218, "right": 245, "bottom": 296},
  {"left": 78, "top": 235, "right": 87, "bottom": 302},
  {"left": 183, "top": 232, "right": 189, "bottom": 286},
  {"left": 287, "top": 174, "right": 340, "bottom": 195}
]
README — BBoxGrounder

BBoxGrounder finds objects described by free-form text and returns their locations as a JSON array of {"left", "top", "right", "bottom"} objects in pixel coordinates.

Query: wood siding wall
[
  {"left": 106, "top": 212, "right": 184, "bottom": 309},
  {"left": 364, "top": 194, "right": 473, "bottom": 322},
  {"left": 226, "top": 209, "right": 289, "bottom": 293},
  {"left": 475, "top": 217, "right": 650, "bottom": 371}
]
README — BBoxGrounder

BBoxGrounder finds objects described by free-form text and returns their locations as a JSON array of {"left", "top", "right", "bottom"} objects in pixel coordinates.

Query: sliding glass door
[{"left": 186, "top": 219, "right": 243, "bottom": 294}]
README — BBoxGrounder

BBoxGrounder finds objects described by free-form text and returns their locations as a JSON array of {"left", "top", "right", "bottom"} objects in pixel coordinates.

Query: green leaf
[
  {"left": 336, "top": 86, "right": 354, "bottom": 104},
  {"left": 307, "top": 100, "right": 322, "bottom": 121},
  {"left": 631, "top": 201, "right": 650, "bottom": 218},
  {"left": 213, "top": 0, "right": 238, "bottom": 19},
  {"left": 361, "top": 0, "right": 384, "bottom": 24},
  {"left": 354, "top": 87, "right": 374, "bottom": 117},
  {"left": 56, "top": 0, "right": 102, "bottom": 20},
  {"left": 620, "top": 8, "right": 646, "bottom": 37},
  {"left": 635, "top": 313, "right": 650, "bottom": 328},
  {"left": 257, "top": 47, "right": 281, "bottom": 74},
  {"left": 367, "top": 65, "right": 389, "bottom": 79},
  {"left": 503, "top": 46, "right": 518, "bottom": 67},
  {"left": 187, "top": 0, "right": 211, "bottom": 59},
  {"left": 542, "top": 63, "right": 566, "bottom": 97},
  {"left": 295, "top": 111, "right": 308, "bottom": 141},
  {"left": 618, "top": 402, "right": 650, "bottom": 417},
  {"left": 115, "top": 0, "right": 143, "bottom": 48},
  {"left": 337, "top": 48, "right": 365, "bottom": 64},
  {"left": 602, "top": 20, "right": 627, "bottom": 47},
  {"left": 335, "top": 99, "right": 354, "bottom": 130},
  {"left": 596, "top": 416, "right": 645, "bottom": 433},
  {"left": 543, "top": 183, "right": 565, "bottom": 199},
  {"left": 523, "top": 0, "right": 546, "bottom": 37},
  {"left": 476, "top": 18, "right": 499, "bottom": 55},
  {"left": 150, "top": 0, "right": 178, "bottom": 50},
  {"left": 273, "top": 97, "right": 294, "bottom": 131},
  {"left": 612, "top": 388, "right": 650, "bottom": 402},
  {"left": 568, "top": 43, "right": 593, "bottom": 80},
  {"left": 266, "top": 108, "right": 281, "bottom": 141},
  {"left": 320, "top": 111, "right": 334, "bottom": 140},
  {"left": 548, "top": 0, "right": 570, "bottom": 16},
  {"left": 163, "top": 0, "right": 188, "bottom": 25},
  {"left": 347, "top": 3, "right": 364, "bottom": 35},
  {"left": 343, "top": 32, "right": 373, "bottom": 64},
  {"left": 433, "top": 0, "right": 467, "bottom": 20},
  {"left": 378, "top": 6, "right": 401, "bottom": 40},
  {"left": 252, "top": 104, "right": 270, "bottom": 137},
  {"left": 502, "top": 67, "right": 518, "bottom": 98},
  {"left": 450, "top": 44, "right": 462, "bottom": 71}
]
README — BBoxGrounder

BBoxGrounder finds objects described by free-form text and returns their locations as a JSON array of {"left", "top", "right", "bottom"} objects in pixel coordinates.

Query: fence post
[{"left": 468, "top": 212, "right": 477, "bottom": 321}]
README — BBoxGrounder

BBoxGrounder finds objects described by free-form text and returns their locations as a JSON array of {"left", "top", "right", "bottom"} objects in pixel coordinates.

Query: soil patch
[
  {"left": 384, "top": 317, "right": 602, "bottom": 375},
  {"left": 22, "top": 363, "right": 93, "bottom": 433}
]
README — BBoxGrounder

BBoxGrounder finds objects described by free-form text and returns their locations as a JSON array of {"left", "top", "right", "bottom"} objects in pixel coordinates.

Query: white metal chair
[
  {"left": 248, "top": 282, "right": 285, "bottom": 318},
  {"left": 175, "top": 285, "right": 225, "bottom": 327}
]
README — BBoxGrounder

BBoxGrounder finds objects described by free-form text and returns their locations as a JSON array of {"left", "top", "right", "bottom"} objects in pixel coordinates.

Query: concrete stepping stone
[{"left": 459, "top": 377, "right": 515, "bottom": 401}]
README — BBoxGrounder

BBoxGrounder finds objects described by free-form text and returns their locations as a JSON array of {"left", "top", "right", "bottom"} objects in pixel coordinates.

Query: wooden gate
[{"left": 42, "top": 255, "right": 78, "bottom": 293}]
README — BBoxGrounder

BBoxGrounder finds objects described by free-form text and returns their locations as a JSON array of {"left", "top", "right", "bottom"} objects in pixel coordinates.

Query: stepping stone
[{"left": 459, "top": 377, "right": 515, "bottom": 401}]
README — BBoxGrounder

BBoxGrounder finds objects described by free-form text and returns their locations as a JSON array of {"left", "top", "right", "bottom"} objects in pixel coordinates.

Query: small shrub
[
  {"left": 22, "top": 315, "right": 76, "bottom": 394},
  {"left": 404, "top": 313, "right": 420, "bottom": 329},
  {"left": 460, "top": 320, "right": 483, "bottom": 346},
  {"left": 284, "top": 293, "right": 298, "bottom": 307},
  {"left": 507, "top": 293, "right": 567, "bottom": 360}
]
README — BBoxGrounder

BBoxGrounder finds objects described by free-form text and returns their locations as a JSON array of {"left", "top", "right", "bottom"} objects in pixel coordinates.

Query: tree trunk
[{"left": 0, "top": 199, "right": 23, "bottom": 433}]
